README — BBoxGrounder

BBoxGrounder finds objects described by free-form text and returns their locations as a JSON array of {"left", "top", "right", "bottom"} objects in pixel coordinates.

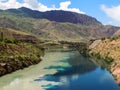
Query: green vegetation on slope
[
  {"left": 0, "top": 27, "right": 45, "bottom": 76},
  {"left": 0, "top": 40, "right": 44, "bottom": 76},
  {"left": 0, "top": 27, "right": 43, "bottom": 44}
]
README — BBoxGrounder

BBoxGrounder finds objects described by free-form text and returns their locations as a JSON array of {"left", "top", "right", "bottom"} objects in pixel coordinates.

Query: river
[{"left": 0, "top": 49, "right": 120, "bottom": 90}]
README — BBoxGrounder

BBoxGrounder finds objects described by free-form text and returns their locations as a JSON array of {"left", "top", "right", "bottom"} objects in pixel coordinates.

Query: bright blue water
[{"left": 34, "top": 50, "right": 120, "bottom": 90}]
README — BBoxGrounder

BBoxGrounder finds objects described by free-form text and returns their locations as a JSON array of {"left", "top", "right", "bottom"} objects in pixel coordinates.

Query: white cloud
[
  {"left": 59, "top": 1, "right": 84, "bottom": 14},
  {"left": 60, "top": 1, "right": 71, "bottom": 9},
  {"left": 101, "top": 5, "right": 120, "bottom": 23},
  {"left": 0, "top": 0, "right": 21, "bottom": 9},
  {"left": 0, "top": 0, "right": 85, "bottom": 14}
]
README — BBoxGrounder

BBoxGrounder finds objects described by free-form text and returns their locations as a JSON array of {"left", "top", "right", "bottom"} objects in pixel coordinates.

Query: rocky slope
[{"left": 89, "top": 37, "right": 120, "bottom": 84}]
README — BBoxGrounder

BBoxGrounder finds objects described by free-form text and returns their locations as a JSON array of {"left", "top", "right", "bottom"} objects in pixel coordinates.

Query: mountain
[
  {"left": 5, "top": 7, "right": 102, "bottom": 25},
  {"left": 0, "top": 7, "right": 119, "bottom": 42}
]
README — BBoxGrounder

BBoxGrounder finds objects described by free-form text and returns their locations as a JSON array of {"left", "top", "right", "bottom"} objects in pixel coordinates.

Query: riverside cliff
[{"left": 89, "top": 37, "right": 120, "bottom": 85}]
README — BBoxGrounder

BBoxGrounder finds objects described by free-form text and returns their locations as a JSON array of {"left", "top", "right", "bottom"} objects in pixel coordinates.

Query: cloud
[
  {"left": 0, "top": 0, "right": 85, "bottom": 14},
  {"left": 0, "top": 0, "right": 22, "bottom": 9},
  {"left": 101, "top": 5, "right": 120, "bottom": 22},
  {"left": 59, "top": 1, "right": 84, "bottom": 14}
]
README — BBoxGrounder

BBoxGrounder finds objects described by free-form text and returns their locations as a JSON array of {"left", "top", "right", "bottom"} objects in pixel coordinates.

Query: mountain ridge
[
  {"left": 3, "top": 7, "right": 102, "bottom": 25},
  {"left": 0, "top": 7, "right": 119, "bottom": 42}
]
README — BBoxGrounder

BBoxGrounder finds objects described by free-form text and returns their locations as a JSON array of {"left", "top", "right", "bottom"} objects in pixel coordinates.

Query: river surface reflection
[{"left": 0, "top": 49, "right": 119, "bottom": 90}]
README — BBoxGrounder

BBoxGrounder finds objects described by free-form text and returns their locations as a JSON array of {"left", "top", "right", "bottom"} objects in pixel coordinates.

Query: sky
[{"left": 0, "top": 0, "right": 120, "bottom": 26}]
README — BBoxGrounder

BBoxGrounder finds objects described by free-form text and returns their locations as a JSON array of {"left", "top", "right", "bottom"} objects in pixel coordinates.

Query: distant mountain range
[
  {"left": 3, "top": 7, "right": 102, "bottom": 25},
  {"left": 0, "top": 7, "right": 119, "bottom": 42}
]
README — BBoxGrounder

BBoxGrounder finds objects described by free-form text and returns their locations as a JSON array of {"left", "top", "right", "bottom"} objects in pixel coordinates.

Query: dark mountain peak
[
  {"left": 18, "top": 7, "right": 34, "bottom": 12},
  {"left": 0, "top": 9, "right": 3, "bottom": 12},
  {"left": 19, "top": 7, "right": 30, "bottom": 10},
  {"left": 43, "top": 10, "right": 102, "bottom": 25},
  {"left": 18, "top": 7, "right": 43, "bottom": 18},
  {"left": 4, "top": 7, "right": 102, "bottom": 25}
]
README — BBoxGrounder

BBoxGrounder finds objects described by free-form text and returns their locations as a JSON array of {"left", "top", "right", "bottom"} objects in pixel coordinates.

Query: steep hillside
[
  {"left": 89, "top": 37, "right": 120, "bottom": 84},
  {"left": 0, "top": 27, "right": 42, "bottom": 44},
  {"left": 0, "top": 7, "right": 119, "bottom": 42},
  {"left": 33, "top": 19, "right": 120, "bottom": 41}
]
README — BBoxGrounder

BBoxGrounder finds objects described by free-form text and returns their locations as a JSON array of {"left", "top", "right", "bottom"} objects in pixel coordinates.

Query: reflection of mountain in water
[
  {"left": 44, "top": 52, "right": 97, "bottom": 76},
  {"left": 65, "top": 53, "right": 97, "bottom": 75}
]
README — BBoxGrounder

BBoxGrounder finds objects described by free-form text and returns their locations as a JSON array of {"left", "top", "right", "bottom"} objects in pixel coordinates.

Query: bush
[
  {"left": 101, "top": 37, "right": 105, "bottom": 40},
  {"left": 1, "top": 38, "right": 20, "bottom": 44},
  {"left": 105, "top": 56, "right": 113, "bottom": 64}
]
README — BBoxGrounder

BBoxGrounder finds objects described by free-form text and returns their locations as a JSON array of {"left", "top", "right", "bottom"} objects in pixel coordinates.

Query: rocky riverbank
[
  {"left": 0, "top": 41, "right": 44, "bottom": 76},
  {"left": 88, "top": 37, "right": 120, "bottom": 85}
]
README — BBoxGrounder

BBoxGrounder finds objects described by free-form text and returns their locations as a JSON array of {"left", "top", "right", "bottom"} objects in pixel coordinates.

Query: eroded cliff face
[{"left": 89, "top": 37, "right": 120, "bottom": 85}]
